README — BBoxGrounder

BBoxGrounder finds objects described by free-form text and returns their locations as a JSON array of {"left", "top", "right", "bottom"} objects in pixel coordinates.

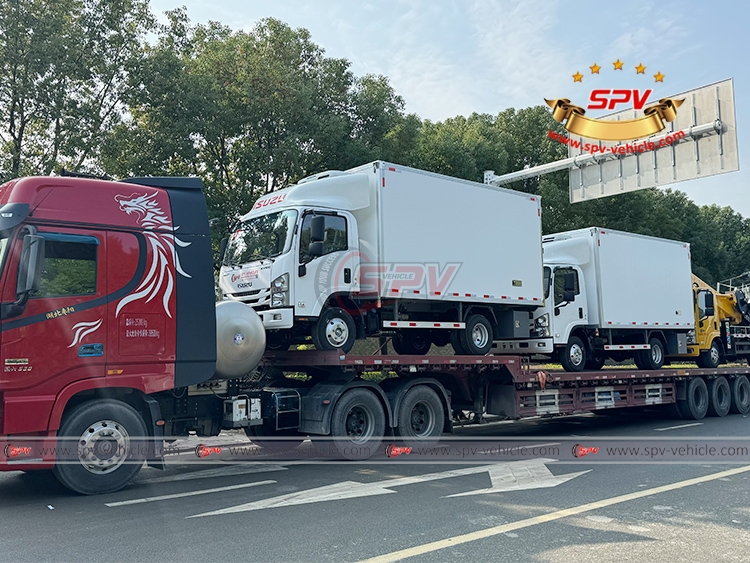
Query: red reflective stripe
[
  {"left": 484, "top": 294, "right": 490, "bottom": 298},
  {"left": 519, "top": 297, "right": 524, "bottom": 300},
  {"left": 453, "top": 323, "right": 461, "bottom": 327},
  {"left": 532, "top": 297, "right": 539, "bottom": 301},
  {"left": 434, "top": 291, "right": 441, "bottom": 295},
  {"left": 413, "top": 290, "right": 420, "bottom": 294},
  {"left": 465, "top": 293, "right": 471, "bottom": 297},
  {"left": 434, "top": 323, "right": 440, "bottom": 327},
  {"left": 382, "top": 178, "right": 385, "bottom": 187},
  {"left": 409, "top": 322, "right": 417, "bottom": 327},
  {"left": 392, "top": 289, "right": 398, "bottom": 293},
  {"left": 452, "top": 293, "right": 459, "bottom": 296}
]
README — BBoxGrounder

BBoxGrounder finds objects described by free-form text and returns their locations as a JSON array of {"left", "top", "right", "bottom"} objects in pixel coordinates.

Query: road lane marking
[
  {"left": 106, "top": 480, "right": 276, "bottom": 507},
  {"left": 138, "top": 464, "right": 287, "bottom": 484},
  {"left": 356, "top": 464, "right": 750, "bottom": 563},
  {"left": 654, "top": 422, "right": 704, "bottom": 432},
  {"left": 187, "top": 458, "right": 583, "bottom": 518}
]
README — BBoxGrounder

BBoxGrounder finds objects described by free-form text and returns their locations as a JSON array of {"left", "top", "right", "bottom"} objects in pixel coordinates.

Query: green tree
[{"left": 0, "top": 0, "right": 153, "bottom": 179}]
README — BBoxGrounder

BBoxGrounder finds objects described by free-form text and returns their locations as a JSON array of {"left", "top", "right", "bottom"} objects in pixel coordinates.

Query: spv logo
[{"left": 547, "top": 59, "right": 681, "bottom": 142}]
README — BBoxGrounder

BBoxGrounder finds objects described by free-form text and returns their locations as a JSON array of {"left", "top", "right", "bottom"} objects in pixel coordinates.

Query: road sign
[
  {"left": 484, "top": 78, "right": 739, "bottom": 204},
  {"left": 568, "top": 78, "right": 739, "bottom": 202}
]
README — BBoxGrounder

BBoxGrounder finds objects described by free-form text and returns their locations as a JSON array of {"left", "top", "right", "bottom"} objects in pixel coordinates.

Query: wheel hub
[
  {"left": 471, "top": 324, "right": 489, "bottom": 348},
  {"left": 345, "top": 405, "right": 373, "bottom": 444},
  {"left": 570, "top": 344, "right": 583, "bottom": 365},
  {"left": 410, "top": 402, "right": 435, "bottom": 436},
  {"left": 77, "top": 420, "right": 130, "bottom": 474},
  {"left": 325, "top": 318, "right": 349, "bottom": 347}
]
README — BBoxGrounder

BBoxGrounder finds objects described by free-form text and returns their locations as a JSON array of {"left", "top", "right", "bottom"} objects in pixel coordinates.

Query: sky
[{"left": 150, "top": 0, "right": 749, "bottom": 215}]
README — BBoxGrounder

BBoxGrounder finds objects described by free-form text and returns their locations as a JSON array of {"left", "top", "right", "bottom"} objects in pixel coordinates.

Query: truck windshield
[{"left": 224, "top": 210, "right": 297, "bottom": 265}]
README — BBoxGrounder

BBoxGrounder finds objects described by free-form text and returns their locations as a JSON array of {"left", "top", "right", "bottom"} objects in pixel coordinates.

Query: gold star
[
  {"left": 635, "top": 62, "right": 647, "bottom": 74},
  {"left": 654, "top": 71, "right": 665, "bottom": 82},
  {"left": 572, "top": 71, "right": 583, "bottom": 82},
  {"left": 590, "top": 62, "right": 601, "bottom": 74},
  {"left": 613, "top": 59, "right": 624, "bottom": 70}
]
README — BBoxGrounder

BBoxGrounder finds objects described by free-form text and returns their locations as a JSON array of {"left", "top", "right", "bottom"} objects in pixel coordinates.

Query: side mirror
[
  {"left": 219, "top": 237, "right": 228, "bottom": 262},
  {"left": 309, "top": 241, "right": 324, "bottom": 258},
  {"left": 563, "top": 289, "right": 575, "bottom": 302},
  {"left": 311, "top": 215, "right": 325, "bottom": 243},
  {"left": 17, "top": 234, "right": 45, "bottom": 296},
  {"left": 704, "top": 291, "right": 715, "bottom": 317}
]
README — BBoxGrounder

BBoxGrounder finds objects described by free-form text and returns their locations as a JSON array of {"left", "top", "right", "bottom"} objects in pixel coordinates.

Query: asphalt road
[{"left": 1, "top": 408, "right": 749, "bottom": 563}]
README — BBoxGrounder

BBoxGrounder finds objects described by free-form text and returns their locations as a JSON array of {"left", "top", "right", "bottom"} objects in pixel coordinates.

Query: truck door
[
  {"left": 0, "top": 229, "right": 106, "bottom": 433},
  {"left": 552, "top": 266, "right": 587, "bottom": 343},
  {"left": 295, "top": 211, "right": 360, "bottom": 317}
]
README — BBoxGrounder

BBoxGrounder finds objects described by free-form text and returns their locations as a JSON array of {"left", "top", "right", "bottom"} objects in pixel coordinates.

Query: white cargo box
[
  {"left": 347, "top": 162, "right": 544, "bottom": 306},
  {"left": 543, "top": 227, "right": 694, "bottom": 328}
]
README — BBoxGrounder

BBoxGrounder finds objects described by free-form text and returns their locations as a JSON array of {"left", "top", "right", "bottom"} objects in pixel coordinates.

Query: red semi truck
[{"left": 0, "top": 174, "right": 749, "bottom": 495}]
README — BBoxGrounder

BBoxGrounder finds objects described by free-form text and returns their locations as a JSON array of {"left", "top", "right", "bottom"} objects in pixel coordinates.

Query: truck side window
[
  {"left": 554, "top": 267, "right": 579, "bottom": 306},
  {"left": 299, "top": 214, "right": 348, "bottom": 263},
  {"left": 34, "top": 235, "right": 98, "bottom": 298}
]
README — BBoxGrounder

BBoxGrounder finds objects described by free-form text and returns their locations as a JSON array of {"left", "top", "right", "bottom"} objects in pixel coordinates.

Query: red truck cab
[{"left": 0, "top": 175, "right": 216, "bottom": 492}]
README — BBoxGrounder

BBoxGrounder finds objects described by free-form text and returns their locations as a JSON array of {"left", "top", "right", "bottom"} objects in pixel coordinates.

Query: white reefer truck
[
  {"left": 219, "top": 161, "right": 544, "bottom": 355},
  {"left": 492, "top": 227, "right": 695, "bottom": 371}
]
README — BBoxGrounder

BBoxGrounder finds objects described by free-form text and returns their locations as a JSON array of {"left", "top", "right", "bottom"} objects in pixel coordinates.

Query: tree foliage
[
  {"left": 0, "top": 0, "right": 153, "bottom": 179},
  {"left": 0, "top": 4, "right": 747, "bottom": 285}
]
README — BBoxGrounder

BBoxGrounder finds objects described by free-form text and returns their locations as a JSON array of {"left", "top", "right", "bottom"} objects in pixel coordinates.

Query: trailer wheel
[
  {"left": 52, "top": 399, "right": 148, "bottom": 495},
  {"left": 678, "top": 377, "right": 709, "bottom": 420},
  {"left": 395, "top": 386, "right": 444, "bottom": 447},
  {"left": 560, "top": 336, "right": 587, "bottom": 372},
  {"left": 458, "top": 315, "right": 493, "bottom": 355},
  {"left": 312, "top": 307, "right": 356, "bottom": 353},
  {"left": 707, "top": 376, "right": 731, "bottom": 417},
  {"left": 392, "top": 331, "right": 431, "bottom": 355},
  {"left": 730, "top": 375, "right": 750, "bottom": 415},
  {"left": 330, "top": 388, "right": 385, "bottom": 459},
  {"left": 636, "top": 338, "right": 665, "bottom": 370},
  {"left": 696, "top": 340, "right": 722, "bottom": 369}
]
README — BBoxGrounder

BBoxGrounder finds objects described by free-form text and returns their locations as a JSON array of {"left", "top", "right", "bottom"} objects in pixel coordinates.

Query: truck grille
[{"left": 227, "top": 287, "right": 270, "bottom": 307}]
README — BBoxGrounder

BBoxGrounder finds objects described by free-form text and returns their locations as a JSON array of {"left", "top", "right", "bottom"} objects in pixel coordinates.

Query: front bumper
[{"left": 258, "top": 307, "right": 294, "bottom": 330}]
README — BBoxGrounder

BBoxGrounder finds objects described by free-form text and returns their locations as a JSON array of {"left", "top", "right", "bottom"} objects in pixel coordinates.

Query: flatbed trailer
[{"left": 257, "top": 352, "right": 750, "bottom": 431}]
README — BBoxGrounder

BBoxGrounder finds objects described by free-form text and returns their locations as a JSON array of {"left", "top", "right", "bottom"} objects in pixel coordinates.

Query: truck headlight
[
  {"left": 271, "top": 274, "right": 289, "bottom": 307},
  {"left": 535, "top": 313, "right": 550, "bottom": 328}
]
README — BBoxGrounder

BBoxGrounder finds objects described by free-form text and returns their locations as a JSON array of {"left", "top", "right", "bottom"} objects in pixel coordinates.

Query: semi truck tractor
[
  {"left": 492, "top": 228, "right": 695, "bottom": 371},
  {"left": 219, "top": 161, "right": 544, "bottom": 356},
  {"left": 2, "top": 173, "right": 749, "bottom": 497}
]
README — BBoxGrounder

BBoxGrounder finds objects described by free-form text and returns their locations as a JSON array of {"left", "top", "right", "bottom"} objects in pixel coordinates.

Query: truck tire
[
  {"left": 312, "top": 307, "right": 356, "bottom": 353},
  {"left": 678, "top": 377, "right": 709, "bottom": 420},
  {"left": 696, "top": 340, "right": 722, "bottom": 369},
  {"left": 585, "top": 352, "right": 606, "bottom": 371},
  {"left": 730, "top": 375, "right": 750, "bottom": 415},
  {"left": 636, "top": 338, "right": 665, "bottom": 370},
  {"left": 395, "top": 386, "right": 444, "bottom": 447},
  {"left": 458, "top": 315, "right": 493, "bottom": 355},
  {"left": 392, "top": 331, "right": 431, "bottom": 355},
  {"left": 707, "top": 376, "right": 731, "bottom": 417},
  {"left": 560, "top": 336, "right": 587, "bottom": 372},
  {"left": 330, "top": 388, "right": 385, "bottom": 460},
  {"left": 430, "top": 330, "right": 451, "bottom": 348},
  {"left": 52, "top": 399, "right": 148, "bottom": 495},
  {"left": 450, "top": 330, "right": 468, "bottom": 355}
]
